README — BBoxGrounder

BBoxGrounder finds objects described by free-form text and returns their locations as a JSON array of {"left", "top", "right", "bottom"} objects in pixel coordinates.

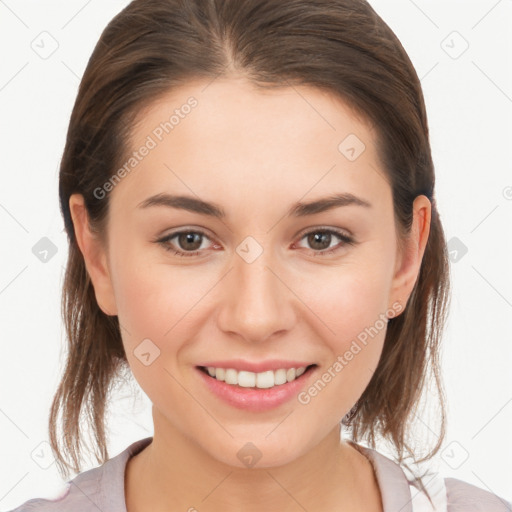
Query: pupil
[
  {"left": 180, "top": 232, "right": 201, "bottom": 250},
  {"left": 310, "top": 232, "right": 330, "bottom": 250}
]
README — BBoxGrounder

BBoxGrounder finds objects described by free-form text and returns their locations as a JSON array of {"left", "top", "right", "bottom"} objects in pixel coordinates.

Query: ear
[
  {"left": 388, "top": 194, "right": 431, "bottom": 314},
  {"left": 68, "top": 193, "right": 118, "bottom": 316}
]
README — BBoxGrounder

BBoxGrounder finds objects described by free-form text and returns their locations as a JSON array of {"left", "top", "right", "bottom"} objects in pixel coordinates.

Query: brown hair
[{"left": 53, "top": 0, "right": 451, "bottom": 501}]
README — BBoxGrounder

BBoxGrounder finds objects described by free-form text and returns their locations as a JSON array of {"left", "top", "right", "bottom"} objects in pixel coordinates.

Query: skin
[{"left": 69, "top": 77, "right": 431, "bottom": 512}]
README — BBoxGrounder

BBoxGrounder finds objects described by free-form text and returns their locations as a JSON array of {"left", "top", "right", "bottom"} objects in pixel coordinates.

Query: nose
[{"left": 216, "top": 248, "right": 297, "bottom": 344}]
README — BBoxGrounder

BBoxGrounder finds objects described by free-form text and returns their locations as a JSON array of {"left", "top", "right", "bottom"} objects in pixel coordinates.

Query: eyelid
[
  {"left": 295, "top": 224, "right": 353, "bottom": 240},
  {"left": 154, "top": 227, "right": 215, "bottom": 252},
  {"left": 153, "top": 226, "right": 214, "bottom": 244},
  {"left": 292, "top": 227, "right": 356, "bottom": 254}
]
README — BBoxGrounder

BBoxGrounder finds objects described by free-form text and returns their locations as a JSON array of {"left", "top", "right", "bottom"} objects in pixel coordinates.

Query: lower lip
[{"left": 196, "top": 366, "right": 316, "bottom": 412}]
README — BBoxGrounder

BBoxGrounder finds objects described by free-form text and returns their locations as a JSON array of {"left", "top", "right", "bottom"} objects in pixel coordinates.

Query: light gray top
[{"left": 9, "top": 436, "right": 511, "bottom": 511}]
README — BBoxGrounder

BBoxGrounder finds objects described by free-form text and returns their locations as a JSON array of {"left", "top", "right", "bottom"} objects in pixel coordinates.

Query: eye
[
  {"left": 294, "top": 228, "right": 356, "bottom": 256},
  {"left": 155, "top": 229, "right": 214, "bottom": 257},
  {"left": 154, "top": 227, "right": 356, "bottom": 258}
]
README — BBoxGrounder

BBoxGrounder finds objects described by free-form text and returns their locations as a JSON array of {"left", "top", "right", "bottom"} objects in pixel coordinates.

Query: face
[{"left": 71, "top": 77, "right": 429, "bottom": 469}]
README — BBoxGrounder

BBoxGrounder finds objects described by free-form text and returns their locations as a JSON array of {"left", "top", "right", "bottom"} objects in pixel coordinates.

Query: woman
[{"left": 10, "top": 0, "right": 511, "bottom": 510}]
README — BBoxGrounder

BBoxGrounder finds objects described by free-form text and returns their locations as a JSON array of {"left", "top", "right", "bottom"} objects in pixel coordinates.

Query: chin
[{"left": 201, "top": 429, "right": 316, "bottom": 470}]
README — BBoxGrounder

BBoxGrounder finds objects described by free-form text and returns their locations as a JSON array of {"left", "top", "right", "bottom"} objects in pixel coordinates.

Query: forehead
[
  {"left": 130, "top": 77, "right": 374, "bottom": 153},
  {"left": 110, "top": 77, "right": 390, "bottom": 217}
]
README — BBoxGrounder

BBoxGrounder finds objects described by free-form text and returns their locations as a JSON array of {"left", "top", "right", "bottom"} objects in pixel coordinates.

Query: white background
[{"left": 0, "top": 0, "right": 511, "bottom": 509}]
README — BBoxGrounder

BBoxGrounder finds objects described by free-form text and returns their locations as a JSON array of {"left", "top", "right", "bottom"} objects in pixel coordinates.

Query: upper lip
[{"left": 197, "top": 359, "right": 315, "bottom": 373}]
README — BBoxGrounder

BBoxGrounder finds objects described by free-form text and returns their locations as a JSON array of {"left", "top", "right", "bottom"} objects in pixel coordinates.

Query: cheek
[
  {"left": 110, "top": 259, "right": 204, "bottom": 401},
  {"left": 108, "top": 247, "right": 190, "bottom": 347},
  {"left": 292, "top": 261, "right": 393, "bottom": 408},
  {"left": 109, "top": 249, "right": 219, "bottom": 366},
  {"left": 297, "top": 259, "right": 393, "bottom": 344}
]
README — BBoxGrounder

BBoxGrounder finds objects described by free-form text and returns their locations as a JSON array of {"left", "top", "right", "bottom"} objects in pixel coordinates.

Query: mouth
[
  {"left": 196, "top": 361, "right": 319, "bottom": 411},
  {"left": 197, "top": 364, "right": 318, "bottom": 389}
]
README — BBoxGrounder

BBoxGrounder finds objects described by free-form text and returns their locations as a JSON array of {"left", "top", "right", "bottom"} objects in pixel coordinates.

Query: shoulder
[
  {"left": 8, "top": 437, "right": 153, "bottom": 512},
  {"left": 409, "top": 473, "right": 512, "bottom": 512},
  {"left": 7, "top": 471, "right": 103, "bottom": 512},
  {"left": 349, "top": 441, "right": 511, "bottom": 512},
  {"left": 444, "top": 477, "right": 512, "bottom": 512},
  {"left": 408, "top": 472, "right": 511, "bottom": 512},
  {"left": 408, "top": 473, "right": 511, "bottom": 512},
  {"left": 7, "top": 483, "right": 79, "bottom": 511}
]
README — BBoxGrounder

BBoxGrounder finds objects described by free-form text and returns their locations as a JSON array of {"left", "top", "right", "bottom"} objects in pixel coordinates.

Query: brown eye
[
  {"left": 306, "top": 231, "right": 333, "bottom": 251},
  {"left": 175, "top": 232, "right": 203, "bottom": 251},
  {"left": 156, "top": 229, "right": 212, "bottom": 257},
  {"left": 296, "top": 228, "right": 355, "bottom": 256}
]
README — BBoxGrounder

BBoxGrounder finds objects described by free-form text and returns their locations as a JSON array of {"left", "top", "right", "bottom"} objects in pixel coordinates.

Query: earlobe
[
  {"left": 389, "top": 195, "right": 431, "bottom": 312},
  {"left": 68, "top": 194, "right": 118, "bottom": 316}
]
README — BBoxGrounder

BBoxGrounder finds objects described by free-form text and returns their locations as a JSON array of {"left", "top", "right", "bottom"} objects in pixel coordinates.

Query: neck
[{"left": 125, "top": 409, "right": 382, "bottom": 512}]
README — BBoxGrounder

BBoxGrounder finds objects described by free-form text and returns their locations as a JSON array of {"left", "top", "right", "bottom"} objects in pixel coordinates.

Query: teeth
[
  {"left": 239, "top": 371, "right": 256, "bottom": 387},
  {"left": 205, "top": 366, "right": 309, "bottom": 388},
  {"left": 225, "top": 368, "right": 238, "bottom": 385},
  {"left": 256, "top": 370, "right": 274, "bottom": 389},
  {"left": 274, "top": 369, "right": 287, "bottom": 385}
]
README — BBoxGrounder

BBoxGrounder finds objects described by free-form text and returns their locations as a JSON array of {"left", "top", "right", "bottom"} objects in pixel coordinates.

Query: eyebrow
[{"left": 137, "top": 192, "right": 372, "bottom": 218}]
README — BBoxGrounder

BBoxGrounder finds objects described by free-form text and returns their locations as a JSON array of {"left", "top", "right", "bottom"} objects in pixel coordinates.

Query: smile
[
  {"left": 199, "top": 365, "right": 315, "bottom": 389},
  {"left": 195, "top": 362, "right": 318, "bottom": 411}
]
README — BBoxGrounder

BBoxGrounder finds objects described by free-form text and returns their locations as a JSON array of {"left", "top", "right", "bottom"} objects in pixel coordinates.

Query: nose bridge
[{"left": 217, "top": 239, "right": 295, "bottom": 342}]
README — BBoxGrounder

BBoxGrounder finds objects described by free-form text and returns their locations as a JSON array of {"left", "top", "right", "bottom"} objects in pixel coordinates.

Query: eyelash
[{"left": 154, "top": 227, "right": 356, "bottom": 258}]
